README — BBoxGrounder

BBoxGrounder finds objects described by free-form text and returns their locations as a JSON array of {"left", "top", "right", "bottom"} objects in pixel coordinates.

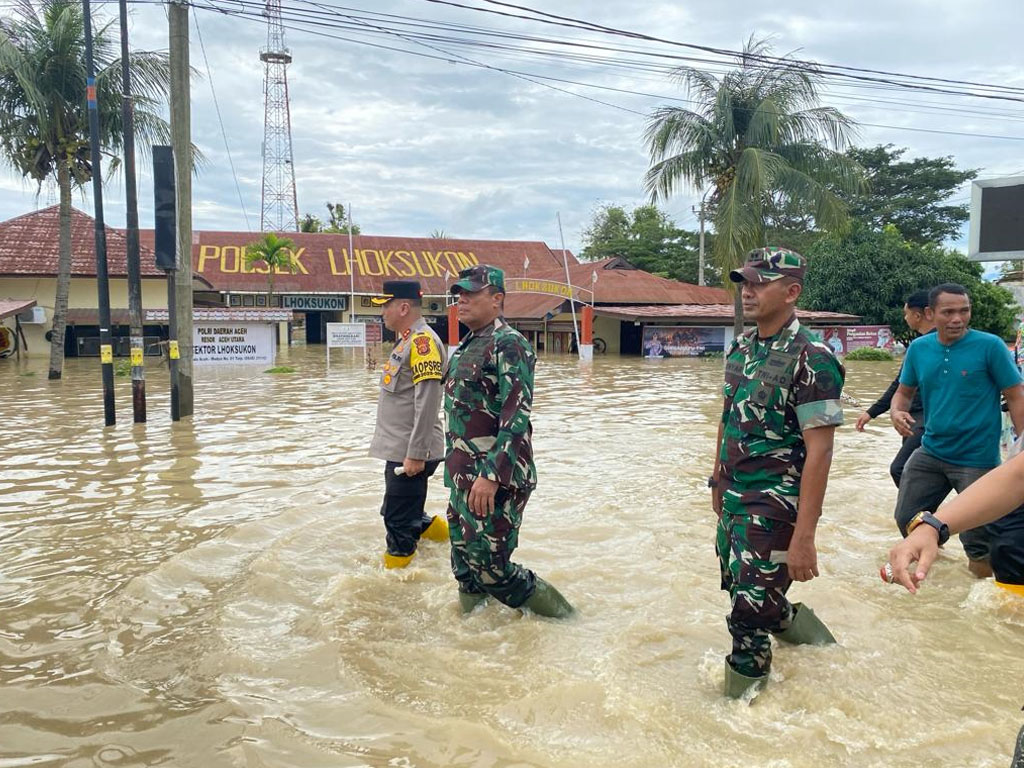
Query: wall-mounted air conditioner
[{"left": 17, "top": 307, "right": 46, "bottom": 324}]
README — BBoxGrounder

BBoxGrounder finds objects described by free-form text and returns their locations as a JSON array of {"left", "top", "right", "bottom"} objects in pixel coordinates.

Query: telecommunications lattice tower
[{"left": 259, "top": 0, "right": 299, "bottom": 232}]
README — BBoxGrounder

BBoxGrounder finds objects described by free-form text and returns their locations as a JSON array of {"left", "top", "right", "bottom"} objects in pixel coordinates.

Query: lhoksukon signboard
[
  {"left": 643, "top": 326, "right": 725, "bottom": 357},
  {"left": 969, "top": 175, "right": 1024, "bottom": 261}
]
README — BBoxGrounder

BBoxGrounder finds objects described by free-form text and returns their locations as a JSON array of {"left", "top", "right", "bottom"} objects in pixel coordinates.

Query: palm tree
[
  {"left": 644, "top": 37, "right": 865, "bottom": 334},
  {"left": 245, "top": 233, "right": 297, "bottom": 305},
  {"left": 0, "top": 0, "right": 173, "bottom": 379}
]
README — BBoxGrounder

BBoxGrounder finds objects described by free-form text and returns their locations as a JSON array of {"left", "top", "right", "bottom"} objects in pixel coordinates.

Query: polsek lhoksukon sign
[{"left": 193, "top": 322, "right": 275, "bottom": 365}]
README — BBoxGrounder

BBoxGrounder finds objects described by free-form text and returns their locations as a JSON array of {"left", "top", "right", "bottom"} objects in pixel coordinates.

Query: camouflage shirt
[
  {"left": 443, "top": 317, "right": 538, "bottom": 491},
  {"left": 719, "top": 315, "right": 845, "bottom": 520}
]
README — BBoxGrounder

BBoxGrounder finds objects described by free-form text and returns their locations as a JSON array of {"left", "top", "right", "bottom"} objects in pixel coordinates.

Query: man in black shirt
[{"left": 854, "top": 290, "right": 935, "bottom": 486}]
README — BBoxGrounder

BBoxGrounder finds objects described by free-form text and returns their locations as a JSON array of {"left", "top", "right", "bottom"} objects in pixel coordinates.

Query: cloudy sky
[{"left": 1, "top": 0, "right": 1022, "bottom": 259}]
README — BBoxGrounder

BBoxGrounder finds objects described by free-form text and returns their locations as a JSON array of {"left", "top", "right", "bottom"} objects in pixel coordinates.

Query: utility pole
[
  {"left": 169, "top": 0, "right": 194, "bottom": 418},
  {"left": 692, "top": 198, "right": 706, "bottom": 287},
  {"left": 82, "top": 0, "right": 115, "bottom": 426},
  {"left": 119, "top": 0, "right": 145, "bottom": 422}
]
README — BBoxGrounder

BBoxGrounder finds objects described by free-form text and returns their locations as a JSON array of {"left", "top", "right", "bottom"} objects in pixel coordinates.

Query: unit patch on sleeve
[{"left": 410, "top": 332, "right": 443, "bottom": 384}]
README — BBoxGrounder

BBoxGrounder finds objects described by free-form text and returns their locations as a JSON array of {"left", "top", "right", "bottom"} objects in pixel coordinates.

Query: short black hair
[
  {"left": 928, "top": 283, "right": 969, "bottom": 308},
  {"left": 905, "top": 290, "right": 930, "bottom": 310}
]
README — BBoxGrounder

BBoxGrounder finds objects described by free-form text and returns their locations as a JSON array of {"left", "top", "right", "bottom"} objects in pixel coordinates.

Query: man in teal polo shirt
[{"left": 891, "top": 283, "right": 1024, "bottom": 576}]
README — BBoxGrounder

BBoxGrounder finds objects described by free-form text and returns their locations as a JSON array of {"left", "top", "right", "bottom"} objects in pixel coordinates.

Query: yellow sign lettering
[
  {"left": 197, "top": 245, "right": 219, "bottom": 273},
  {"left": 327, "top": 248, "right": 348, "bottom": 275},
  {"left": 221, "top": 245, "right": 240, "bottom": 273}
]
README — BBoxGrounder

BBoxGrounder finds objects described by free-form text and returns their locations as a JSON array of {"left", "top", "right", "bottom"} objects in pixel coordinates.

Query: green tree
[
  {"left": 580, "top": 203, "right": 721, "bottom": 285},
  {"left": 801, "top": 225, "right": 1019, "bottom": 341},
  {"left": 0, "top": 0, "right": 173, "bottom": 379},
  {"left": 644, "top": 37, "right": 865, "bottom": 333},
  {"left": 245, "top": 233, "right": 297, "bottom": 304},
  {"left": 843, "top": 144, "right": 977, "bottom": 244},
  {"left": 299, "top": 202, "right": 359, "bottom": 234}
]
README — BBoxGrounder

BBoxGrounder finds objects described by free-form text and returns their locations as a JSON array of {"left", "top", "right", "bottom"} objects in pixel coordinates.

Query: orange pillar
[
  {"left": 447, "top": 303, "right": 460, "bottom": 347},
  {"left": 581, "top": 305, "right": 593, "bottom": 345}
]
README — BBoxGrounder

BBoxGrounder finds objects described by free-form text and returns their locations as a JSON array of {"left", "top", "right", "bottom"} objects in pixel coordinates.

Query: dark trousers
[
  {"left": 990, "top": 507, "right": 1024, "bottom": 585},
  {"left": 894, "top": 448, "right": 995, "bottom": 561},
  {"left": 890, "top": 426, "right": 924, "bottom": 487},
  {"left": 381, "top": 460, "right": 440, "bottom": 556}
]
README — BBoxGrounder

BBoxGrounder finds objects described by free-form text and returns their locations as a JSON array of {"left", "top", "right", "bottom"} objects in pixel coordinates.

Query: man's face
[
  {"left": 740, "top": 277, "right": 800, "bottom": 321},
  {"left": 380, "top": 299, "right": 410, "bottom": 332},
  {"left": 931, "top": 292, "right": 971, "bottom": 341},
  {"left": 456, "top": 287, "right": 502, "bottom": 330},
  {"left": 903, "top": 304, "right": 926, "bottom": 333}
]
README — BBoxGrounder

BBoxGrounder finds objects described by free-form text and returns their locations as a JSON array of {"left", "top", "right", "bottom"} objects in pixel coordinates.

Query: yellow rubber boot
[
  {"left": 383, "top": 552, "right": 415, "bottom": 569},
  {"left": 421, "top": 515, "right": 449, "bottom": 542}
]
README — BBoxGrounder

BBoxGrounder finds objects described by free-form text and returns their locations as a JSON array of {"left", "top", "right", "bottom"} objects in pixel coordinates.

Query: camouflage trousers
[
  {"left": 447, "top": 485, "right": 536, "bottom": 608},
  {"left": 716, "top": 509, "right": 795, "bottom": 678}
]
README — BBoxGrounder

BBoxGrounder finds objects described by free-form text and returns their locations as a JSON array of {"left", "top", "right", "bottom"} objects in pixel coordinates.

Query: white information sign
[
  {"left": 193, "top": 322, "right": 275, "bottom": 365},
  {"left": 326, "top": 322, "right": 366, "bottom": 365},
  {"left": 326, "top": 322, "right": 366, "bottom": 348}
]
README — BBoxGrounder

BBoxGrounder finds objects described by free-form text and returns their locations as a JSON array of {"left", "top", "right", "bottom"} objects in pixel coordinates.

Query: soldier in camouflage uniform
[
  {"left": 443, "top": 264, "right": 574, "bottom": 618},
  {"left": 710, "top": 247, "right": 845, "bottom": 698}
]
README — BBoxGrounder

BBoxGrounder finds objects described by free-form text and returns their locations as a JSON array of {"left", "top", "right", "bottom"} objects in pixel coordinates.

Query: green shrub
[{"left": 844, "top": 346, "right": 894, "bottom": 361}]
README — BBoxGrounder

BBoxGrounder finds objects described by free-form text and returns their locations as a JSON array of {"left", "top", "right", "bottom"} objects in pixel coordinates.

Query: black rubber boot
[
  {"left": 1011, "top": 724, "right": 1024, "bottom": 768},
  {"left": 775, "top": 603, "right": 836, "bottom": 646}
]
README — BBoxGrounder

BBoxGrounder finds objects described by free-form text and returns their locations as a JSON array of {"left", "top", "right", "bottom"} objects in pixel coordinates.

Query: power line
[
  {"left": 193, "top": 10, "right": 253, "bottom": 230},
  {"left": 188, "top": 0, "right": 1024, "bottom": 142},
  {"left": 465, "top": 0, "right": 1024, "bottom": 99}
]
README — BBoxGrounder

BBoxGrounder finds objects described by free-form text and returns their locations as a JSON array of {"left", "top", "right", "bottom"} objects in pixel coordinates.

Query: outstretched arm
[{"left": 888, "top": 451, "right": 1024, "bottom": 593}]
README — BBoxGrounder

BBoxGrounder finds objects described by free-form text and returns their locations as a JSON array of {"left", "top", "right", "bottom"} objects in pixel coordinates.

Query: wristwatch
[{"left": 906, "top": 511, "right": 950, "bottom": 545}]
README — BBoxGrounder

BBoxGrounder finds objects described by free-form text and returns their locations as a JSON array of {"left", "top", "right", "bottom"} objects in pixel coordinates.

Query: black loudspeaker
[{"left": 152, "top": 145, "right": 177, "bottom": 271}]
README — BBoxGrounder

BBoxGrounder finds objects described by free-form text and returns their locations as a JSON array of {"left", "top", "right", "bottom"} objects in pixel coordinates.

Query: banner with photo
[
  {"left": 811, "top": 325, "right": 895, "bottom": 356},
  {"left": 642, "top": 326, "right": 726, "bottom": 357}
]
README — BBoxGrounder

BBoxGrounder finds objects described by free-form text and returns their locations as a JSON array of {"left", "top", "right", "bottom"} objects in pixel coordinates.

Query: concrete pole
[
  {"left": 119, "top": 0, "right": 145, "bottom": 422},
  {"left": 697, "top": 198, "right": 706, "bottom": 287},
  {"left": 169, "top": 0, "right": 194, "bottom": 417}
]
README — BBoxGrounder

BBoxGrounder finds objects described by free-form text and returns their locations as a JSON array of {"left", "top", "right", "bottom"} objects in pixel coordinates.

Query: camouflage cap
[
  {"left": 729, "top": 246, "right": 806, "bottom": 284},
  {"left": 451, "top": 264, "right": 505, "bottom": 294}
]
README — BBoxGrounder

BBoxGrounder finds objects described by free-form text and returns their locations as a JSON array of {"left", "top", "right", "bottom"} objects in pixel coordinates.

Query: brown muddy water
[{"left": 1, "top": 346, "right": 1023, "bottom": 768}]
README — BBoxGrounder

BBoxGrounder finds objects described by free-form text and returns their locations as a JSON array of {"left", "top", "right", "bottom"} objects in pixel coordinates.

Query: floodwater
[{"left": 1, "top": 345, "right": 1023, "bottom": 768}]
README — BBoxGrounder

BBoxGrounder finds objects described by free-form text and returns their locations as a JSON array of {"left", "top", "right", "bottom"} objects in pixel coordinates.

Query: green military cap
[
  {"left": 729, "top": 246, "right": 807, "bottom": 284},
  {"left": 450, "top": 264, "right": 505, "bottom": 294}
]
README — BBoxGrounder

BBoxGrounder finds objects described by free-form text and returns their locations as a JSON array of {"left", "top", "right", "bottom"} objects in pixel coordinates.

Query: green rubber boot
[
  {"left": 522, "top": 577, "right": 575, "bottom": 618},
  {"left": 776, "top": 603, "right": 836, "bottom": 646},
  {"left": 458, "top": 591, "right": 487, "bottom": 614},
  {"left": 724, "top": 660, "right": 766, "bottom": 699}
]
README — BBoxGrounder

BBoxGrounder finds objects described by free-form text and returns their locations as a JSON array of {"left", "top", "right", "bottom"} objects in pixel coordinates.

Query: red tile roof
[
  {"left": 135, "top": 228, "right": 580, "bottom": 297},
  {"left": 530, "top": 258, "right": 731, "bottom": 305},
  {"left": 0, "top": 206, "right": 164, "bottom": 278},
  {"left": 502, "top": 293, "right": 566, "bottom": 320},
  {"left": 595, "top": 304, "right": 860, "bottom": 323},
  {"left": 0, "top": 298, "right": 36, "bottom": 320},
  {"left": 0, "top": 208, "right": 729, "bottom": 308}
]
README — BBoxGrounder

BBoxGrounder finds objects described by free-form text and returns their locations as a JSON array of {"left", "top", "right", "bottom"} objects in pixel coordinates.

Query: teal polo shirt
[{"left": 900, "top": 329, "right": 1022, "bottom": 467}]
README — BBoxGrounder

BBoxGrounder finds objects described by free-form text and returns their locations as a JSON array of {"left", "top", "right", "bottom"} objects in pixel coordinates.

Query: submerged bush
[{"left": 845, "top": 347, "right": 894, "bottom": 361}]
